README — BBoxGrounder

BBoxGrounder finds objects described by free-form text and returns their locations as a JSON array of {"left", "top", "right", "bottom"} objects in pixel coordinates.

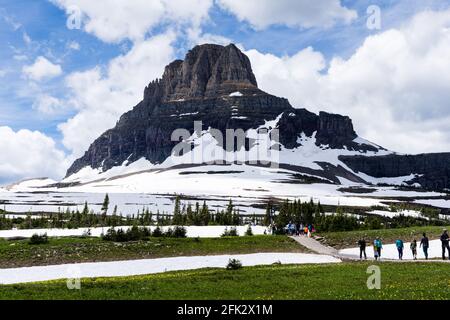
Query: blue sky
[{"left": 0, "top": 0, "right": 450, "bottom": 183}]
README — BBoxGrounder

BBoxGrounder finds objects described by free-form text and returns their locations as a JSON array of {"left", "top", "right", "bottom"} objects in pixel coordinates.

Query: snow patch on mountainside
[
  {"left": 356, "top": 172, "right": 419, "bottom": 186},
  {"left": 63, "top": 157, "right": 155, "bottom": 184},
  {"left": 3, "top": 178, "right": 56, "bottom": 191}
]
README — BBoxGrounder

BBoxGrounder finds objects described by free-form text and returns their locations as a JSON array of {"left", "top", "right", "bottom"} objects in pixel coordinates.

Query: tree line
[{"left": 0, "top": 194, "right": 446, "bottom": 232}]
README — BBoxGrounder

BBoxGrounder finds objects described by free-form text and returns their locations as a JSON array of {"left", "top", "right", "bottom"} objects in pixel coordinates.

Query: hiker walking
[
  {"left": 358, "top": 238, "right": 367, "bottom": 260},
  {"left": 440, "top": 229, "right": 450, "bottom": 260},
  {"left": 374, "top": 237, "right": 382, "bottom": 260},
  {"left": 420, "top": 233, "right": 429, "bottom": 260},
  {"left": 410, "top": 239, "right": 418, "bottom": 260},
  {"left": 396, "top": 239, "right": 404, "bottom": 260}
]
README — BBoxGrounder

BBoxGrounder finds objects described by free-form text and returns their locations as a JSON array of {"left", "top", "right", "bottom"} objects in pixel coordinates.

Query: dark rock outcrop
[
  {"left": 143, "top": 44, "right": 260, "bottom": 103},
  {"left": 340, "top": 153, "right": 450, "bottom": 190}
]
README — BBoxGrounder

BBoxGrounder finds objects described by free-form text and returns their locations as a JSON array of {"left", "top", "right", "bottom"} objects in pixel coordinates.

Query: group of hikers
[
  {"left": 285, "top": 222, "right": 315, "bottom": 238},
  {"left": 357, "top": 229, "right": 450, "bottom": 261}
]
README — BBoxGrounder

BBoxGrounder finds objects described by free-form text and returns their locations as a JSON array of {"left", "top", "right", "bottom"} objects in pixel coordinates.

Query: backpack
[{"left": 375, "top": 239, "right": 382, "bottom": 248}]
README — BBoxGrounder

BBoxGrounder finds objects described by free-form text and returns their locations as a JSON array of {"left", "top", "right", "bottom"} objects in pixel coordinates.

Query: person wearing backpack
[
  {"left": 410, "top": 239, "right": 418, "bottom": 260},
  {"left": 420, "top": 233, "right": 429, "bottom": 260},
  {"left": 374, "top": 237, "right": 382, "bottom": 260},
  {"left": 396, "top": 239, "right": 404, "bottom": 260}
]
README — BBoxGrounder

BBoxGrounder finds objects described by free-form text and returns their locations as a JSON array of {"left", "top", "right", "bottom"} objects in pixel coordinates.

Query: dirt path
[
  {"left": 290, "top": 235, "right": 450, "bottom": 263},
  {"left": 290, "top": 236, "right": 339, "bottom": 257}
]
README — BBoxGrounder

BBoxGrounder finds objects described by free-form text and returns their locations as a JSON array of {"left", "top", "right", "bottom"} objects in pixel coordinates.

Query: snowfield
[
  {"left": 0, "top": 172, "right": 447, "bottom": 217},
  {"left": 0, "top": 253, "right": 341, "bottom": 284},
  {"left": 339, "top": 239, "right": 445, "bottom": 260}
]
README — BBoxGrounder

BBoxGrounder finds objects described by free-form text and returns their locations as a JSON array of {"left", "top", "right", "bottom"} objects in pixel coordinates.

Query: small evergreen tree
[
  {"left": 264, "top": 201, "right": 273, "bottom": 226},
  {"left": 172, "top": 196, "right": 183, "bottom": 225},
  {"left": 245, "top": 225, "right": 253, "bottom": 236},
  {"left": 101, "top": 194, "right": 110, "bottom": 215}
]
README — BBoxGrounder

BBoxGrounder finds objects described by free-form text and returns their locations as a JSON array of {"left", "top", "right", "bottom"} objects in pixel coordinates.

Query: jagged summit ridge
[{"left": 144, "top": 44, "right": 260, "bottom": 103}]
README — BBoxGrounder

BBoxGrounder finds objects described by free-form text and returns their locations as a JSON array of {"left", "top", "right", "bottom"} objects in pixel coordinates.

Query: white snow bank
[
  {"left": 229, "top": 91, "right": 243, "bottom": 97},
  {"left": 0, "top": 225, "right": 270, "bottom": 239},
  {"left": 0, "top": 253, "right": 341, "bottom": 284},
  {"left": 339, "top": 239, "right": 445, "bottom": 260},
  {"left": 415, "top": 199, "right": 450, "bottom": 209},
  {"left": 367, "top": 210, "right": 423, "bottom": 219},
  {"left": 4, "top": 178, "right": 56, "bottom": 191},
  {"left": 357, "top": 172, "right": 418, "bottom": 186}
]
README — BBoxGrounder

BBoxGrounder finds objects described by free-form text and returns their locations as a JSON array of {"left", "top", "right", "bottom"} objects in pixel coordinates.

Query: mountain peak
[{"left": 144, "top": 43, "right": 260, "bottom": 102}]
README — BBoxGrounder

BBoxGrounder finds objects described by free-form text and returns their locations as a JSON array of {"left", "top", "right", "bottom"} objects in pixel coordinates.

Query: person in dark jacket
[
  {"left": 441, "top": 229, "right": 450, "bottom": 260},
  {"left": 358, "top": 238, "right": 367, "bottom": 260},
  {"left": 420, "top": 233, "right": 429, "bottom": 260}
]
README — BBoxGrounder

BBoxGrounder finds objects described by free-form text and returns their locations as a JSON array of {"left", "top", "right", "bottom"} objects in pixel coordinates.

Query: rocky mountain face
[
  {"left": 340, "top": 153, "right": 450, "bottom": 190},
  {"left": 66, "top": 43, "right": 450, "bottom": 191}
]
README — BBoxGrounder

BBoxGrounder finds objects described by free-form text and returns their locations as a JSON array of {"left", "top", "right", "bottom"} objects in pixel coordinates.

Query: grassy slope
[
  {"left": 318, "top": 225, "right": 450, "bottom": 249},
  {"left": 0, "top": 236, "right": 306, "bottom": 268},
  {"left": 1, "top": 262, "right": 450, "bottom": 300}
]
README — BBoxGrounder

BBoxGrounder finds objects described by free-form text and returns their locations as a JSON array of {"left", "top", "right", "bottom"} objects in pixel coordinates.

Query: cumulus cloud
[
  {"left": 247, "top": 9, "right": 450, "bottom": 154},
  {"left": 22, "top": 56, "right": 62, "bottom": 81},
  {"left": 217, "top": 0, "right": 357, "bottom": 30},
  {"left": 58, "top": 33, "right": 176, "bottom": 158},
  {"left": 32, "top": 95, "right": 65, "bottom": 115},
  {"left": 51, "top": 0, "right": 213, "bottom": 43},
  {"left": 0, "top": 127, "right": 68, "bottom": 183}
]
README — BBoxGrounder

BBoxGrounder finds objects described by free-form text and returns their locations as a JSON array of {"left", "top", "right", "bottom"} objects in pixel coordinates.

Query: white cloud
[
  {"left": 247, "top": 9, "right": 450, "bottom": 154},
  {"left": 58, "top": 33, "right": 176, "bottom": 158},
  {"left": 1, "top": 11, "right": 21, "bottom": 30},
  {"left": 22, "top": 56, "right": 63, "bottom": 81},
  {"left": 51, "top": 0, "right": 213, "bottom": 43},
  {"left": 13, "top": 55, "right": 27, "bottom": 61},
  {"left": 217, "top": 0, "right": 357, "bottom": 30},
  {"left": 0, "top": 127, "right": 68, "bottom": 182},
  {"left": 32, "top": 95, "right": 65, "bottom": 115},
  {"left": 22, "top": 32, "right": 32, "bottom": 45},
  {"left": 68, "top": 41, "right": 80, "bottom": 50}
]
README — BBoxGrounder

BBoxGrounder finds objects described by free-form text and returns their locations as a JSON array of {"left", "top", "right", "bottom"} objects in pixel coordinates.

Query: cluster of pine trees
[
  {"left": 171, "top": 197, "right": 244, "bottom": 226},
  {"left": 264, "top": 199, "right": 324, "bottom": 228},
  {"left": 102, "top": 225, "right": 187, "bottom": 242},
  {"left": 265, "top": 198, "right": 447, "bottom": 233}
]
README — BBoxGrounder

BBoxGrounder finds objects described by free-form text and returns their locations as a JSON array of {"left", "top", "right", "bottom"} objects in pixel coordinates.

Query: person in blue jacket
[
  {"left": 373, "top": 237, "right": 382, "bottom": 260},
  {"left": 396, "top": 239, "right": 404, "bottom": 260}
]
